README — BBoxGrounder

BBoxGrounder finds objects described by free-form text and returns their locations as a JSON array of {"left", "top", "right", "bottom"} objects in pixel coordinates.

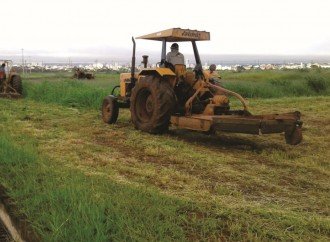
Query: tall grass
[
  {"left": 23, "top": 80, "right": 116, "bottom": 109},
  {"left": 21, "top": 69, "right": 330, "bottom": 110},
  {"left": 222, "top": 69, "right": 330, "bottom": 98},
  {"left": 223, "top": 78, "right": 328, "bottom": 98}
]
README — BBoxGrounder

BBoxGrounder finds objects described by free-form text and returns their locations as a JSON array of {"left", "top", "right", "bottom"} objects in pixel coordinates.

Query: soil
[
  {"left": 0, "top": 219, "right": 10, "bottom": 242},
  {"left": 0, "top": 185, "right": 40, "bottom": 242}
]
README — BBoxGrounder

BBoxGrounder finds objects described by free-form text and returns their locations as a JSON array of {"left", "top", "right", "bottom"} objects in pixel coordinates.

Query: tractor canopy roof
[{"left": 136, "top": 28, "right": 210, "bottom": 42}]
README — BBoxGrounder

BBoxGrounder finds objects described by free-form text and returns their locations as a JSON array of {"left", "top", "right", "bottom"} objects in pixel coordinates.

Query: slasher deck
[{"left": 170, "top": 111, "right": 302, "bottom": 135}]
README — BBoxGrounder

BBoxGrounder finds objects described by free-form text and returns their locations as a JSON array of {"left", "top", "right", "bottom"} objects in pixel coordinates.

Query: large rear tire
[
  {"left": 130, "top": 75, "right": 176, "bottom": 134},
  {"left": 11, "top": 75, "right": 23, "bottom": 94},
  {"left": 102, "top": 96, "right": 119, "bottom": 124}
]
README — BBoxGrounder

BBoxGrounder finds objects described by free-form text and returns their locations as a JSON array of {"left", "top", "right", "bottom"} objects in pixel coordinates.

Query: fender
[{"left": 139, "top": 68, "right": 175, "bottom": 77}]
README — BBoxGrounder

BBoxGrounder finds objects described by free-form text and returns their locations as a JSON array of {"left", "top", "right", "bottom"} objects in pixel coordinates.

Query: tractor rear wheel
[
  {"left": 130, "top": 75, "right": 176, "bottom": 134},
  {"left": 285, "top": 126, "right": 302, "bottom": 145},
  {"left": 102, "top": 95, "right": 119, "bottom": 124},
  {"left": 11, "top": 75, "right": 23, "bottom": 94}
]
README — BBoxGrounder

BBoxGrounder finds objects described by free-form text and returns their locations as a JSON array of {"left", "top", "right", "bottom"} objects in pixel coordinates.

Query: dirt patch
[
  {"left": 0, "top": 185, "right": 40, "bottom": 242},
  {"left": 0, "top": 219, "right": 10, "bottom": 242}
]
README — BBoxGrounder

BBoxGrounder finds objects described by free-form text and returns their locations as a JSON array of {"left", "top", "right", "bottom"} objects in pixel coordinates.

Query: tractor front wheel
[
  {"left": 130, "top": 75, "right": 176, "bottom": 134},
  {"left": 102, "top": 95, "right": 119, "bottom": 124},
  {"left": 11, "top": 75, "right": 23, "bottom": 94}
]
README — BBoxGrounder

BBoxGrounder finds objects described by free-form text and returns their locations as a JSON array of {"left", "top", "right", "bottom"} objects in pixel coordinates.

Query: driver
[
  {"left": 0, "top": 63, "right": 6, "bottom": 81},
  {"left": 166, "top": 43, "right": 185, "bottom": 66}
]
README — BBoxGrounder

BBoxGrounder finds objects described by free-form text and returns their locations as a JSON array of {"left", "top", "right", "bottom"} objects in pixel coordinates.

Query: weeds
[
  {"left": 24, "top": 80, "right": 116, "bottom": 109},
  {"left": 21, "top": 70, "right": 330, "bottom": 110},
  {"left": 306, "top": 75, "right": 328, "bottom": 93},
  {"left": 222, "top": 69, "right": 330, "bottom": 98}
]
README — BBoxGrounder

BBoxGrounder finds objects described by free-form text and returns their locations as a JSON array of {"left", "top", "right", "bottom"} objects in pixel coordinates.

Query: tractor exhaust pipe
[
  {"left": 142, "top": 55, "right": 149, "bottom": 68},
  {"left": 131, "top": 37, "right": 136, "bottom": 83}
]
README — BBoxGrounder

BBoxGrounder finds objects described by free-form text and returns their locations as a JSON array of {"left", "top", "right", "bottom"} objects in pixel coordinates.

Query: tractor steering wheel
[
  {"left": 164, "top": 61, "right": 175, "bottom": 72},
  {"left": 156, "top": 61, "right": 175, "bottom": 72}
]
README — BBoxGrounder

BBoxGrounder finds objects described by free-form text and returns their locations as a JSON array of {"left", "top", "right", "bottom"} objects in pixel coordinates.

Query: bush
[
  {"left": 305, "top": 75, "right": 328, "bottom": 93},
  {"left": 269, "top": 79, "right": 289, "bottom": 87}
]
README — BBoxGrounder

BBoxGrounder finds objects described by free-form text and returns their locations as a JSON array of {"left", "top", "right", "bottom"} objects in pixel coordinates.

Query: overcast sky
[{"left": 1, "top": 0, "right": 330, "bottom": 59}]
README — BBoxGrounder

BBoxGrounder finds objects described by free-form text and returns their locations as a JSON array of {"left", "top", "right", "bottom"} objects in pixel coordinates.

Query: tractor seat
[
  {"left": 174, "top": 64, "right": 186, "bottom": 76},
  {"left": 0, "top": 71, "right": 5, "bottom": 80},
  {"left": 173, "top": 64, "right": 186, "bottom": 85},
  {"left": 174, "top": 64, "right": 186, "bottom": 77}
]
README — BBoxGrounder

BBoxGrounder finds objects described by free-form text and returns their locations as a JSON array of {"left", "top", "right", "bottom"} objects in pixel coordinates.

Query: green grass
[
  {"left": 23, "top": 72, "right": 119, "bottom": 109},
  {"left": 21, "top": 70, "right": 330, "bottom": 110},
  {"left": 0, "top": 133, "right": 207, "bottom": 241},
  {"left": 24, "top": 80, "right": 112, "bottom": 109},
  {"left": 0, "top": 70, "right": 330, "bottom": 240},
  {"left": 0, "top": 95, "right": 329, "bottom": 241},
  {"left": 221, "top": 69, "right": 330, "bottom": 98}
]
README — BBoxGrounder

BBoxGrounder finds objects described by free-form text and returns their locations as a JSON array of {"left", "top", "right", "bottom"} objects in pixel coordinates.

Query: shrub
[
  {"left": 269, "top": 79, "right": 289, "bottom": 86},
  {"left": 305, "top": 75, "right": 328, "bottom": 93}
]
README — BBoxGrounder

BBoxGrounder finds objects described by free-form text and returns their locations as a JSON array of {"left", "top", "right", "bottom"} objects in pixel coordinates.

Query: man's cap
[{"left": 171, "top": 43, "right": 179, "bottom": 49}]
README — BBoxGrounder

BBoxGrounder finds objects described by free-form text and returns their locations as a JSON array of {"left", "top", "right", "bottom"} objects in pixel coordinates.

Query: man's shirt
[{"left": 166, "top": 50, "right": 185, "bottom": 65}]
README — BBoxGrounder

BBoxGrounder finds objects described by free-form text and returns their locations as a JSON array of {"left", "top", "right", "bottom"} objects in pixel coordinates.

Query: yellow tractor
[
  {"left": 0, "top": 60, "right": 23, "bottom": 98},
  {"left": 101, "top": 28, "right": 302, "bottom": 145}
]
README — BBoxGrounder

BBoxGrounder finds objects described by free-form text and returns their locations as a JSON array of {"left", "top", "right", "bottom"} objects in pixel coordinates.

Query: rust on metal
[
  {"left": 206, "top": 82, "right": 249, "bottom": 111},
  {"left": 170, "top": 112, "right": 302, "bottom": 136},
  {"left": 0, "top": 60, "right": 22, "bottom": 98},
  {"left": 171, "top": 115, "right": 212, "bottom": 131}
]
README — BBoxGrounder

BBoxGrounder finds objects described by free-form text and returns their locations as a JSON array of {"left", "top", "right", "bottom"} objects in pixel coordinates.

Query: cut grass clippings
[
  {"left": 0, "top": 95, "right": 329, "bottom": 241},
  {"left": 1, "top": 70, "right": 330, "bottom": 240},
  {"left": 0, "top": 134, "right": 205, "bottom": 241}
]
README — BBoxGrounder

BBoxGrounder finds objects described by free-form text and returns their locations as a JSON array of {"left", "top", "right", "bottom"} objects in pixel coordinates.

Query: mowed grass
[{"left": 0, "top": 70, "right": 329, "bottom": 240}]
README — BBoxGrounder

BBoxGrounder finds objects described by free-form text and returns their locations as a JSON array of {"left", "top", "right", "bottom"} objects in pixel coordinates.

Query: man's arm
[
  {"left": 178, "top": 53, "right": 185, "bottom": 65},
  {"left": 166, "top": 52, "right": 171, "bottom": 62}
]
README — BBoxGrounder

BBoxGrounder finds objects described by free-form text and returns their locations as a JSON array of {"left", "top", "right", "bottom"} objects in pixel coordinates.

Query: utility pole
[
  {"left": 28, "top": 56, "right": 31, "bottom": 73},
  {"left": 21, "top": 48, "right": 25, "bottom": 74}
]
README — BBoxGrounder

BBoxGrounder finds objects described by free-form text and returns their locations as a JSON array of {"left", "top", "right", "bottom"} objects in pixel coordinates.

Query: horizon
[{"left": 2, "top": 53, "right": 330, "bottom": 66}]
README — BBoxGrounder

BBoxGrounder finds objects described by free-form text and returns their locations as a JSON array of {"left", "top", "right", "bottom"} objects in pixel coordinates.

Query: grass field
[
  {"left": 0, "top": 70, "right": 330, "bottom": 241},
  {"left": 22, "top": 69, "right": 330, "bottom": 109}
]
